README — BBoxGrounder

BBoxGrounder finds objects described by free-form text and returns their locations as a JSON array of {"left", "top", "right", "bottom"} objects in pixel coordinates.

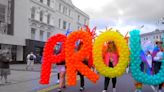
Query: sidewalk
[
  {"left": 10, "top": 64, "right": 57, "bottom": 72},
  {"left": 0, "top": 64, "right": 59, "bottom": 92}
]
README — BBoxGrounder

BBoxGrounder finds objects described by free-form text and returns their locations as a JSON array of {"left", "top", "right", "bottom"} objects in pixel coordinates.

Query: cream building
[
  {"left": 0, "top": 0, "right": 89, "bottom": 62},
  {"left": 140, "top": 29, "right": 164, "bottom": 44}
]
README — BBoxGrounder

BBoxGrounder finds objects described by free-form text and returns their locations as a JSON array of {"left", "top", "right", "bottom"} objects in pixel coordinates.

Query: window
[
  {"left": 84, "top": 19, "right": 87, "bottom": 25},
  {"left": 47, "top": 14, "right": 50, "bottom": 24},
  {"left": 47, "top": 0, "right": 50, "bottom": 6},
  {"left": 31, "top": 28, "right": 36, "bottom": 40},
  {"left": 40, "top": 30, "right": 44, "bottom": 41},
  {"left": 40, "top": 11, "right": 43, "bottom": 22},
  {"left": 63, "top": 21, "right": 67, "bottom": 29},
  {"left": 78, "top": 15, "right": 80, "bottom": 22},
  {"left": 31, "top": 7, "right": 35, "bottom": 19},
  {"left": 65, "top": 7, "right": 67, "bottom": 15},
  {"left": 68, "top": 10, "right": 71, "bottom": 16},
  {"left": 59, "top": 18, "right": 61, "bottom": 28},
  {"left": 63, "top": 6, "right": 65, "bottom": 14},
  {"left": 68, "top": 23, "right": 71, "bottom": 29},
  {"left": 156, "top": 36, "right": 158, "bottom": 39},
  {"left": 59, "top": 4, "right": 61, "bottom": 12},
  {"left": 0, "top": 4, "right": 6, "bottom": 22},
  {"left": 40, "top": 0, "right": 43, "bottom": 3},
  {"left": 47, "top": 32, "right": 51, "bottom": 39},
  {"left": 78, "top": 26, "right": 80, "bottom": 29}
]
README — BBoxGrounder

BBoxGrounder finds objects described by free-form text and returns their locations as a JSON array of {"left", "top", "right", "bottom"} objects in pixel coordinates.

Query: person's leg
[
  {"left": 158, "top": 83, "right": 163, "bottom": 92},
  {"left": 79, "top": 73, "right": 84, "bottom": 87},
  {"left": 0, "top": 75, "right": 2, "bottom": 80},
  {"left": 112, "top": 78, "right": 117, "bottom": 92},
  {"left": 31, "top": 60, "right": 34, "bottom": 70},
  {"left": 79, "top": 72, "right": 85, "bottom": 91},
  {"left": 56, "top": 73, "right": 60, "bottom": 84},
  {"left": 0, "top": 70, "right": 4, "bottom": 84},
  {"left": 0, "top": 73, "right": 3, "bottom": 84},
  {"left": 62, "top": 72, "right": 66, "bottom": 88},
  {"left": 4, "top": 74, "right": 8, "bottom": 83},
  {"left": 58, "top": 73, "right": 60, "bottom": 80},
  {"left": 104, "top": 77, "right": 110, "bottom": 90},
  {"left": 26, "top": 60, "right": 30, "bottom": 70},
  {"left": 112, "top": 77, "right": 117, "bottom": 88},
  {"left": 135, "top": 82, "right": 142, "bottom": 92},
  {"left": 58, "top": 71, "right": 65, "bottom": 92}
]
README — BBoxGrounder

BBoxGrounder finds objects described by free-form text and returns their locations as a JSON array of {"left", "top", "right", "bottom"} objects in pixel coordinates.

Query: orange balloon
[{"left": 65, "top": 30, "right": 99, "bottom": 86}]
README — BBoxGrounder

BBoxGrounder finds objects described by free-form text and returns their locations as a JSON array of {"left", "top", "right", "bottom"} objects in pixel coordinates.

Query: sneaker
[
  {"left": 102, "top": 90, "right": 107, "bottom": 92},
  {"left": 58, "top": 88, "right": 62, "bottom": 92},
  {"left": 135, "top": 89, "right": 142, "bottom": 92},
  {"left": 158, "top": 90, "right": 162, "bottom": 92},
  {"left": 5, "top": 81, "right": 11, "bottom": 84},
  {"left": 113, "top": 88, "right": 116, "bottom": 92},
  {"left": 56, "top": 80, "right": 59, "bottom": 84},
  {"left": 63, "top": 85, "right": 66, "bottom": 89},
  {"left": 80, "top": 87, "right": 85, "bottom": 91}
]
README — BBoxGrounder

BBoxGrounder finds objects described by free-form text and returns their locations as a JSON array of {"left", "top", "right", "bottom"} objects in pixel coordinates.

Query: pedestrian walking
[
  {"left": 26, "top": 52, "right": 36, "bottom": 70},
  {"left": 0, "top": 49, "right": 12, "bottom": 84}
]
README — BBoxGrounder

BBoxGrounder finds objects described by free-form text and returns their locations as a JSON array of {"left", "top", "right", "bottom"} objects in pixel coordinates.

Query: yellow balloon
[{"left": 93, "top": 30, "right": 130, "bottom": 78}]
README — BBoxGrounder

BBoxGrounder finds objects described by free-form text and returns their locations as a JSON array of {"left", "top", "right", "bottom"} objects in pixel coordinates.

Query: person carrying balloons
[
  {"left": 55, "top": 42, "right": 66, "bottom": 92},
  {"left": 76, "top": 40, "right": 90, "bottom": 91},
  {"left": 152, "top": 39, "right": 164, "bottom": 92},
  {"left": 102, "top": 41, "right": 119, "bottom": 92},
  {"left": 134, "top": 50, "right": 153, "bottom": 92}
]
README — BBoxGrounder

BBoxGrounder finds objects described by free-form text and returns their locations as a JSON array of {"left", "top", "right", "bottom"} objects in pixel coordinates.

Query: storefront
[
  {"left": 0, "top": 43, "right": 24, "bottom": 63},
  {"left": 25, "top": 39, "right": 45, "bottom": 63}
]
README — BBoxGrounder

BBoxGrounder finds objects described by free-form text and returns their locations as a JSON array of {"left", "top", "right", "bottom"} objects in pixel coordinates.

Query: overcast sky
[{"left": 72, "top": 0, "right": 164, "bottom": 35}]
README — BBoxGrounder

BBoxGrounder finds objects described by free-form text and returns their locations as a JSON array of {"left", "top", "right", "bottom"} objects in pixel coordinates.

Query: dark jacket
[{"left": 0, "top": 54, "right": 10, "bottom": 69}]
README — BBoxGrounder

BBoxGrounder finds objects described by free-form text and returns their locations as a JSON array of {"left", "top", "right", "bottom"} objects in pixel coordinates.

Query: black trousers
[
  {"left": 78, "top": 72, "right": 84, "bottom": 87},
  {"left": 104, "top": 77, "right": 117, "bottom": 90},
  {"left": 57, "top": 73, "right": 60, "bottom": 80},
  {"left": 159, "top": 83, "right": 163, "bottom": 90},
  {"left": 153, "top": 62, "right": 163, "bottom": 90}
]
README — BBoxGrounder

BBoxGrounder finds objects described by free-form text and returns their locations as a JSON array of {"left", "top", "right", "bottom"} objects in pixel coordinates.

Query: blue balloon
[{"left": 130, "top": 29, "right": 164, "bottom": 85}]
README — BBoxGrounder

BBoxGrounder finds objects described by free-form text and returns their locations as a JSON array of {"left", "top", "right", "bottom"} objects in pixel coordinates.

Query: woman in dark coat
[{"left": 0, "top": 50, "right": 11, "bottom": 84}]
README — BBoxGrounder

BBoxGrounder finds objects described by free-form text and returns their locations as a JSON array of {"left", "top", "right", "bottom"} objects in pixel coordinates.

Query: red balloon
[{"left": 40, "top": 34, "right": 66, "bottom": 84}]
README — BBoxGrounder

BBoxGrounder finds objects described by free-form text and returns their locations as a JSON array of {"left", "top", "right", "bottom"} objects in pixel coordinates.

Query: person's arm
[
  {"left": 113, "top": 53, "right": 119, "bottom": 66},
  {"left": 153, "top": 52, "right": 163, "bottom": 62},
  {"left": 154, "top": 56, "right": 160, "bottom": 61},
  {"left": 33, "top": 55, "right": 36, "bottom": 61},
  {"left": 27, "top": 55, "right": 29, "bottom": 61}
]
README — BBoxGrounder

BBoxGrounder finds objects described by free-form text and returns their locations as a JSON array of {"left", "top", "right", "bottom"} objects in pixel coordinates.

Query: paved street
[
  {"left": 0, "top": 64, "right": 163, "bottom": 92},
  {"left": 0, "top": 64, "right": 58, "bottom": 92},
  {"left": 48, "top": 74, "right": 159, "bottom": 92}
]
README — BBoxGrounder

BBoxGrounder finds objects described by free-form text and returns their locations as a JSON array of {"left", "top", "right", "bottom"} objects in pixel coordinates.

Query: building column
[
  {"left": 35, "top": 28, "right": 40, "bottom": 41},
  {"left": 16, "top": 46, "right": 23, "bottom": 61}
]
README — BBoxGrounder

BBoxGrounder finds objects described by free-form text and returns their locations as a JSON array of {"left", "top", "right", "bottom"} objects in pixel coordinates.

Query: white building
[
  {"left": 0, "top": 0, "right": 89, "bottom": 62},
  {"left": 140, "top": 29, "right": 164, "bottom": 44}
]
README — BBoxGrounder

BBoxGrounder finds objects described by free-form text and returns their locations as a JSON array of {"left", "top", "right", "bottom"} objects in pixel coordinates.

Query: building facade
[
  {"left": 0, "top": 0, "right": 89, "bottom": 62},
  {"left": 140, "top": 29, "right": 164, "bottom": 45}
]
